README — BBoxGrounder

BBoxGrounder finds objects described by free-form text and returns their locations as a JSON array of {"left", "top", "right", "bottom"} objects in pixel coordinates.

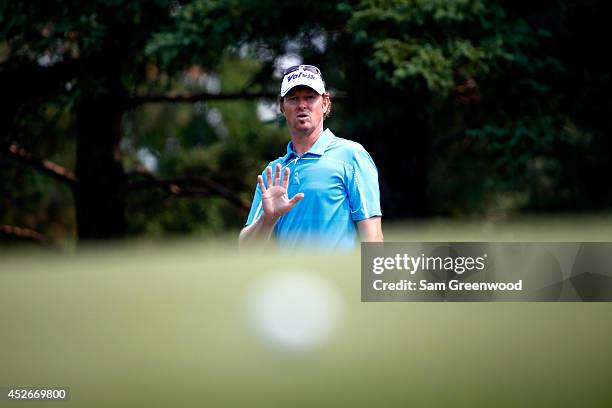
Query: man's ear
[{"left": 278, "top": 96, "right": 285, "bottom": 114}]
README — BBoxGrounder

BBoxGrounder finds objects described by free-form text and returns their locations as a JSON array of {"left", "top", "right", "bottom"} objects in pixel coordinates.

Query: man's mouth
[{"left": 297, "top": 113, "right": 309, "bottom": 119}]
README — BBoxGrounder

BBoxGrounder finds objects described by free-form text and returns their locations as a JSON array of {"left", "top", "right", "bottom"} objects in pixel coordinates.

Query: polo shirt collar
[
  {"left": 281, "top": 129, "right": 334, "bottom": 164},
  {"left": 309, "top": 128, "right": 334, "bottom": 155}
]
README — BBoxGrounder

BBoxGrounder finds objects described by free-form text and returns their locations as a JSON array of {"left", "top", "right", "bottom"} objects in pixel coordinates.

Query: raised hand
[{"left": 258, "top": 163, "right": 304, "bottom": 222}]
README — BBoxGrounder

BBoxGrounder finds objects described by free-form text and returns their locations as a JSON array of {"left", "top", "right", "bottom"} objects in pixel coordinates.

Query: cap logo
[{"left": 286, "top": 71, "right": 316, "bottom": 82}]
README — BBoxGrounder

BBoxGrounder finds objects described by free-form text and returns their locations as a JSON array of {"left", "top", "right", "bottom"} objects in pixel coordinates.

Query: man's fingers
[
  {"left": 282, "top": 167, "right": 290, "bottom": 189},
  {"left": 274, "top": 163, "right": 281, "bottom": 186},
  {"left": 265, "top": 166, "right": 272, "bottom": 188},
  {"left": 288, "top": 192, "right": 305, "bottom": 207},
  {"left": 257, "top": 175, "right": 267, "bottom": 193}
]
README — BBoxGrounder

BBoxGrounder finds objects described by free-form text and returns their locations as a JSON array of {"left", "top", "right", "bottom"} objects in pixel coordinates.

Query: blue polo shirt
[{"left": 245, "top": 129, "right": 382, "bottom": 250}]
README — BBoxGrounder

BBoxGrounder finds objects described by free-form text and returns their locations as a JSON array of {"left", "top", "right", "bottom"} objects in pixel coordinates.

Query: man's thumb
[{"left": 288, "top": 193, "right": 304, "bottom": 207}]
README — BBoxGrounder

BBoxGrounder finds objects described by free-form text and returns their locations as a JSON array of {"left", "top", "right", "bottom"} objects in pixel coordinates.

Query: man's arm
[
  {"left": 357, "top": 216, "right": 384, "bottom": 242},
  {"left": 239, "top": 163, "right": 303, "bottom": 248},
  {"left": 238, "top": 213, "right": 277, "bottom": 247}
]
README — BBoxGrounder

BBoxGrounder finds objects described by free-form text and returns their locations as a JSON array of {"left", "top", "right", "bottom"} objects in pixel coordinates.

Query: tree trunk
[{"left": 74, "top": 92, "right": 126, "bottom": 240}]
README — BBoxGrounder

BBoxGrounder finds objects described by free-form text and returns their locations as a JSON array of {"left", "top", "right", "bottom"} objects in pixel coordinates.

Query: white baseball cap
[{"left": 279, "top": 65, "right": 326, "bottom": 97}]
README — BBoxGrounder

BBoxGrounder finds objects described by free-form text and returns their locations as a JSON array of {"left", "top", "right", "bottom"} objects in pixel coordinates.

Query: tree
[
  {"left": 156, "top": 0, "right": 611, "bottom": 217},
  {"left": 2, "top": 0, "right": 610, "bottom": 244},
  {"left": 1, "top": 1, "right": 274, "bottom": 242}
]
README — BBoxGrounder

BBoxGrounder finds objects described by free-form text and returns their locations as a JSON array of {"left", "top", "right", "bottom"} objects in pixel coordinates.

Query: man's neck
[{"left": 290, "top": 126, "right": 324, "bottom": 156}]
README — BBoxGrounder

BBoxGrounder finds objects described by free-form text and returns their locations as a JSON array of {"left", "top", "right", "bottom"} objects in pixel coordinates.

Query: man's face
[{"left": 281, "top": 86, "right": 329, "bottom": 136}]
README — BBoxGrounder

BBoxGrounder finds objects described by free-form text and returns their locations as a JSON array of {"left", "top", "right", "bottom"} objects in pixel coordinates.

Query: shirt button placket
[{"left": 293, "top": 157, "right": 300, "bottom": 184}]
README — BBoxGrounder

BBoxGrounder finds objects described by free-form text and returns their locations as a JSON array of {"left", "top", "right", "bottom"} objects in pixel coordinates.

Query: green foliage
[
  {"left": 2, "top": 0, "right": 611, "bottom": 244},
  {"left": 122, "top": 54, "right": 289, "bottom": 235},
  {"left": 344, "top": 0, "right": 548, "bottom": 95}
]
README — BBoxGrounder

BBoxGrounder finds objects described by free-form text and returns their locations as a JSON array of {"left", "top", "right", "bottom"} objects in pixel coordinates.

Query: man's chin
[{"left": 295, "top": 123, "right": 312, "bottom": 132}]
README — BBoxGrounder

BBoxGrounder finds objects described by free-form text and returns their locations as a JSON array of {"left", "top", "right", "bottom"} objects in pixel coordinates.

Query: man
[{"left": 239, "top": 64, "right": 383, "bottom": 249}]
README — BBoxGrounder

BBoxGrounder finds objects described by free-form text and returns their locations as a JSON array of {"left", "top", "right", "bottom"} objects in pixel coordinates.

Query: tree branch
[
  {"left": 127, "top": 166, "right": 250, "bottom": 212},
  {"left": 0, "top": 224, "right": 47, "bottom": 244},
  {"left": 4, "top": 143, "right": 77, "bottom": 188},
  {"left": 128, "top": 91, "right": 278, "bottom": 107},
  {"left": 128, "top": 90, "right": 348, "bottom": 106}
]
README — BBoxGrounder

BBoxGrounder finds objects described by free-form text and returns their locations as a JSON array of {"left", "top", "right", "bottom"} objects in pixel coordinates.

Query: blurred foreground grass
[{"left": 1, "top": 216, "right": 612, "bottom": 407}]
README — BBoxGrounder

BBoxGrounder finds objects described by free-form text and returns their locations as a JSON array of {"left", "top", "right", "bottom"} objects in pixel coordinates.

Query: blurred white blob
[
  {"left": 248, "top": 271, "right": 344, "bottom": 350},
  {"left": 136, "top": 147, "right": 158, "bottom": 172},
  {"left": 256, "top": 100, "right": 279, "bottom": 122},
  {"left": 274, "top": 53, "right": 302, "bottom": 78}
]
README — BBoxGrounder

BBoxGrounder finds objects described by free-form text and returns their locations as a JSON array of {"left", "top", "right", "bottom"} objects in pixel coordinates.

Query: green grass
[{"left": 1, "top": 216, "right": 612, "bottom": 407}]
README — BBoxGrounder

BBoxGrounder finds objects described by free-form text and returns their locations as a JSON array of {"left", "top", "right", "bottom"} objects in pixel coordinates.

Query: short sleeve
[{"left": 346, "top": 146, "right": 382, "bottom": 221}]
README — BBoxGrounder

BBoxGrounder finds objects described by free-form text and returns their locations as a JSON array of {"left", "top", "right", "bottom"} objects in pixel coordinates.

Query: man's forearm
[
  {"left": 238, "top": 214, "right": 278, "bottom": 248},
  {"left": 357, "top": 216, "right": 384, "bottom": 242}
]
